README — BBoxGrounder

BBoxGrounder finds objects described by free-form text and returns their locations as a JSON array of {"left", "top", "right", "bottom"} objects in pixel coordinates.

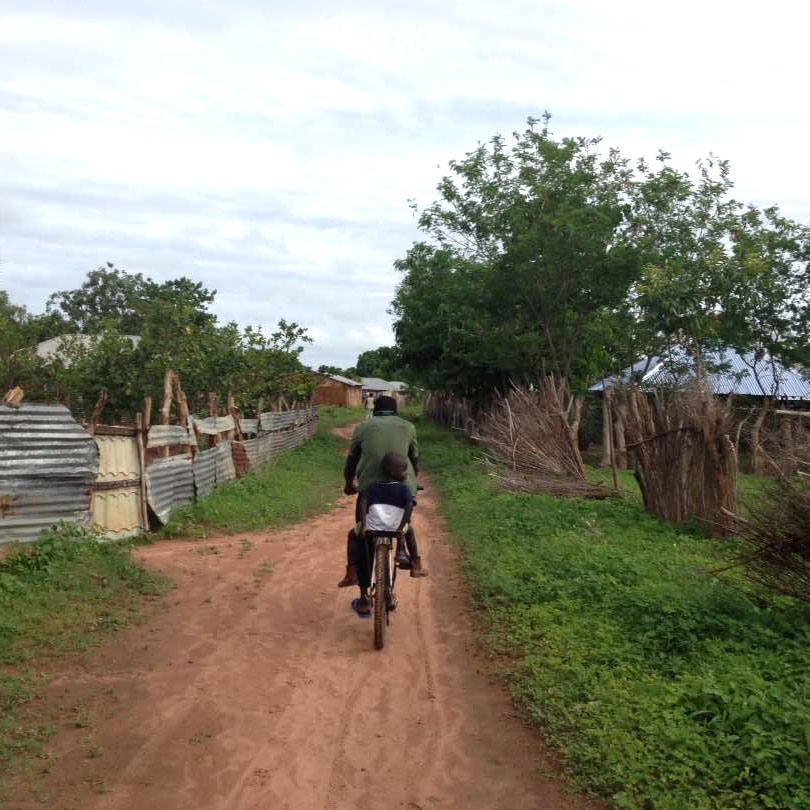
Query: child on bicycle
[{"left": 348, "top": 451, "right": 424, "bottom": 616}]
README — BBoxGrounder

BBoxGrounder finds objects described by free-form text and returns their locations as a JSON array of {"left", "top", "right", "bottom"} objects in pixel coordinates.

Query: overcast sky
[{"left": 1, "top": 0, "right": 808, "bottom": 368}]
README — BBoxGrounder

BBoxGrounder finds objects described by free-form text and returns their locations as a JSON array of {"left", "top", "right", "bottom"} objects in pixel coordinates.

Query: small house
[{"left": 313, "top": 374, "right": 363, "bottom": 408}]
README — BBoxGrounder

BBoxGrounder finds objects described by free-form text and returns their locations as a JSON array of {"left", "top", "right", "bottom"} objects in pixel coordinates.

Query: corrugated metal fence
[{"left": 0, "top": 403, "right": 318, "bottom": 545}]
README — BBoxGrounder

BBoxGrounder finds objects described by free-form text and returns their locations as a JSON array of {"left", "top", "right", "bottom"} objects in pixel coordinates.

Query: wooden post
[
  {"left": 160, "top": 370, "right": 174, "bottom": 458},
  {"left": 142, "top": 395, "right": 152, "bottom": 459},
  {"left": 606, "top": 388, "right": 620, "bottom": 492},
  {"left": 614, "top": 401, "right": 628, "bottom": 470},
  {"left": 228, "top": 392, "right": 243, "bottom": 442},
  {"left": 600, "top": 383, "right": 613, "bottom": 468},
  {"left": 226, "top": 392, "right": 236, "bottom": 441},
  {"left": 136, "top": 413, "right": 150, "bottom": 533},
  {"left": 172, "top": 373, "right": 194, "bottom": 460},
  {"left": 86, "top": 389, "right": 108, "bottom": 436},
  {"left": 208, "top": 392, "right": 219, "bottom": 447}
]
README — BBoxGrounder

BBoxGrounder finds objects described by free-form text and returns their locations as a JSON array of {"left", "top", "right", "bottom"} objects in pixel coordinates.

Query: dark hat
[{"left": 373, "top": 395, "right": 398, "bottom": 415}]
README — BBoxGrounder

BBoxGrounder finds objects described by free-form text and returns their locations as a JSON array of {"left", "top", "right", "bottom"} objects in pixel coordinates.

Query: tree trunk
[
  {"left": 751, "top": 398, "right": 771, "bottom": 475},
  {"left": 600, "top": 391, "right": 613, "bottom": 467}
]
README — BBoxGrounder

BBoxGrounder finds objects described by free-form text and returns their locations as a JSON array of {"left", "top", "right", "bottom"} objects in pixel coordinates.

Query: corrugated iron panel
[
  {"left": 146, "top": 456, "right": 194, "bottom": 524},
  {"left": 147, "top": 424, "right": 193, "bottom": 448},
  {"left": 94, "top": 434, "right": 140, "bottom": 482},
  {"left": 91, "top": 487, "right": 142, "bottom": 538},
  {"left": 0, "top": 403, "right": 99, "bottom": 478},
  {"left": 0, "top": 404, "right": 99, "bottom": 545},
  {"left": 243, "top": 437, "right": 261, "bottom": 468},
  {"left": 0, "top": 483, "right": 95, "bottom": 544},
  {"left": 216, "top": 441, "right": 236, "bottom": 484},
  {"left": 193, "top": 415, "right": 235, "bottom": 435},
  {"left": 239, "top": 418, "right": 258, "bottom": 435},
  {"left": 193, "top": 447, "right": 218, "bottom": 499}
]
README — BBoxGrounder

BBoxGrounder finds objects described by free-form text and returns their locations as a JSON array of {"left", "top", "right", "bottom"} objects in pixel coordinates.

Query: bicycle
[{"left": 364, "top": 529, "right": 401, "bottom": 650}]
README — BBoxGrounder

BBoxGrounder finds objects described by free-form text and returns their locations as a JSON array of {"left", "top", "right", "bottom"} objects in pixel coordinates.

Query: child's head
[{"left": 382, "top": 452, "right": 408, "bottom": 482}]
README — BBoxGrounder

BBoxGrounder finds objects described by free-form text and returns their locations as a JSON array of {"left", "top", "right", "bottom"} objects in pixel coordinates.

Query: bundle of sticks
[{"left": 479, "top": 381, "right": 609, "bottom": 499}]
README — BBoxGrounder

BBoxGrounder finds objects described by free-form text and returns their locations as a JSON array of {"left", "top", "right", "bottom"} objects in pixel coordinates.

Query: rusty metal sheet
[
  {"left": 91, "top": 487, "right": 142, "bottom": 538},
  {"left": 193, "top": 415, "right": 235, "bottom": 435},
  {"left": 0, "top": 403, "right": 99, "bottom": 545},
  {"left": 147, "top": 424, "right": 193, "bottom": 448},
  {"left": 193, "top": 447, "right": 218, "bottom": 499},
  {"left": 232, "top": 442, "right": 250, "bottom": 477},
  {"left": 145, "top": 456, "right": 194, "bottom": 524},
  {"left": 216, "top": 441, "right": 236, "bottom": 484},
  {"left": 243, "top": 437, "right": 261, "bottom": 468}
]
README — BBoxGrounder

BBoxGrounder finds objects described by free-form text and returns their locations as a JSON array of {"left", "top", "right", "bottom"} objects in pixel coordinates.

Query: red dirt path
[{"left": 5, "top": 428, "right": 597, "bottom": 810}]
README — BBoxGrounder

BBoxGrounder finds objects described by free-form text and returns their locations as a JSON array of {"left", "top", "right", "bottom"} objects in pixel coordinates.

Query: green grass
[
  {"left": 160, "top": 406, "right": 364, "bottom": 538},
  {"left": 0, "top": 524, "right": 168, "bottom": 790},
  {"left": 418, "top": 417, "right": 810, "bottom": 810}
]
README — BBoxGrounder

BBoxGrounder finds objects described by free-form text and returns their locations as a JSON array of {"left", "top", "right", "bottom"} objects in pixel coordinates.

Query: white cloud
[{"left": 1, "top": 0, "right": 808, "bottom": 367}]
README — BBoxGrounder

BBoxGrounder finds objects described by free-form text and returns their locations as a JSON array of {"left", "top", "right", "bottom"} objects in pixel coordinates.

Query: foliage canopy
[{"left": 392, "top": 116, "right": 810, "bottom": 398}]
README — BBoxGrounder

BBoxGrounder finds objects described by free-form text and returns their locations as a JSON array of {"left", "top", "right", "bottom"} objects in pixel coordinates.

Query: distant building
[
  {"left": 37, "top": 334, "right": 141, "bottom": 366},
  {"left": 360, "top": 377, "right": 394, "bottom": 397},
  {"left": 313, "top": 373, "right": 363, "bottom": 408},
  {"left": 361, "top": 377, "right": 410, "bottom": 406},
  {"left": 591, "top": 348, "right": 810, "bottom": 402}
]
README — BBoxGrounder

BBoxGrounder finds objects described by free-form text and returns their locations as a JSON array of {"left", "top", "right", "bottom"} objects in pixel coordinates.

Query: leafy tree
[
  {"left": 394, "top": 116, "right": 638, "bottom": 397},
  {"left": 356, "top": 346, "right": 404, "bottom": 379},
  {"left": 393, "top": 118, "right": 810, "bottom": 407},
  {"left": 47, "top": 263, "right": 146, "bottom": 333},
  {"left": 7, "top": 263, "right": 317, "bottom": 419},
  {"left": 1, "top": 291, "right": 42, "bottom": 395}
]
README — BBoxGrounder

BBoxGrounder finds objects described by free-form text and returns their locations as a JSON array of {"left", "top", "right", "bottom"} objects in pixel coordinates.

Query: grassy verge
[
  {"left": 0, "top": 524, "right": 168, "bottom": 791},
  {"left": 419, "top": 417, "right": 810, "bottom": 810},
  {"left": 160, "top": 406, "right": 364, "bottom": 538}
]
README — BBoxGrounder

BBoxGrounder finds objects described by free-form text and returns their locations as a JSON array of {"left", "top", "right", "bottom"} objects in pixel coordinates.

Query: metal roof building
[{"left": 591, "top": 349, "right": 810, "bottom": 401}]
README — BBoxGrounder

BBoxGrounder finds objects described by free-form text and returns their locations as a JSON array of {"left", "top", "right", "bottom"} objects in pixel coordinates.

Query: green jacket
[{"left": 345, "top": 414, "right": 419, "bottom": 496}]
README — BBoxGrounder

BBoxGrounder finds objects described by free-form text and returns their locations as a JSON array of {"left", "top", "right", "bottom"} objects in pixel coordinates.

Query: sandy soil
[{"left": 5, "top": 428, "right": 596, "bottom": 810}]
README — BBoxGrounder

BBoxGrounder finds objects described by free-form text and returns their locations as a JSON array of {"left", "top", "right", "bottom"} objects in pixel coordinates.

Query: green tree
[
  {"left": 317, "top": 365, "right": 360, "bottom": 380},
  {"left": 394, "top": 116, "right": 638, "bottom": 397},
  {"left": 356, "top": 346, "right": 404, "bottom": 379}
]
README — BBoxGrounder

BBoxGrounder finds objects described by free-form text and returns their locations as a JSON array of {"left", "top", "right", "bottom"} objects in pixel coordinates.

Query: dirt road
[{"left": 6, "top": 430, "right": 593, "bottom": 810}]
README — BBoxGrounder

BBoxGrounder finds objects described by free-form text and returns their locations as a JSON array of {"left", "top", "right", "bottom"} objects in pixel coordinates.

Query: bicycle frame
[
  {"left": 367, "top": 531, "right": 399, "bottom": 603},
  {"left": 365, "top": 530, "right": 401, "bottom": 649}
]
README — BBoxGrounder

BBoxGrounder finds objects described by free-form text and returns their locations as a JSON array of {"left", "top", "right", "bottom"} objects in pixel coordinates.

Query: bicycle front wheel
[{"left": 373, "top": 543, "right": 388, "bottom": 650}]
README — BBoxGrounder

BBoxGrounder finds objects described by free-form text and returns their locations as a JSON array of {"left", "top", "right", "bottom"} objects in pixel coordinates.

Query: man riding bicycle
[{"left": 338, "top": 395, "right": 428, "bottom": 614}]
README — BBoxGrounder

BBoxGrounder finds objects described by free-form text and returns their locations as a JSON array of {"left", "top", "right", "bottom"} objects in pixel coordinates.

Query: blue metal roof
[{"left": 591, "top": 349, "right": 810, "bottom": 401}]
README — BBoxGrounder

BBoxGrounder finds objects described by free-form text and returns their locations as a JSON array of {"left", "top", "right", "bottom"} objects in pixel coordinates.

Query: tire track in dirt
[{"left": 4, "top": 442, "right": 599, "bottom": 810}]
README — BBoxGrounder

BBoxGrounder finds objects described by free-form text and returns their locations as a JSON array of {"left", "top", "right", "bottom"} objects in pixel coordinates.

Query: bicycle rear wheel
[{"left": 373, "top": 543, "right": 388, "bottom": 650}]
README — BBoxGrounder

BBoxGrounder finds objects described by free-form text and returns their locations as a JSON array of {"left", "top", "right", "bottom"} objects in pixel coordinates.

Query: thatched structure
[
  {"left": 478, "top": 381, "right": 609, "bottom": 498},
  {"left": 619, "top": 383, "right": 737, "bottom": 532}
]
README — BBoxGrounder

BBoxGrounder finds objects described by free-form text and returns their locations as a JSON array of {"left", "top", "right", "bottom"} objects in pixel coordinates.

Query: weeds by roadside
[
  {"left": 159, "top": 406, "right": 364, "bottom": 538},
  {"left": 419, "top": 416, "right": 810, "bottom": 810},
  {"left": 0, "top": 524, "right": 168, "bottom": 791}
]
